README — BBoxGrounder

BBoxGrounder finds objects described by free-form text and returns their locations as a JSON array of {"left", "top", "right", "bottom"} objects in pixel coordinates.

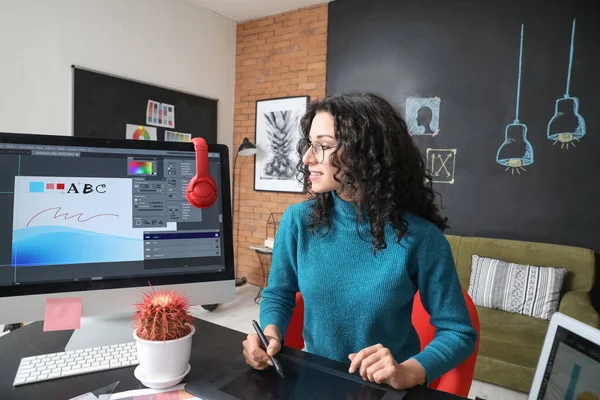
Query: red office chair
[
  {"left": 285, "top": 292, "right": 305, "bottom": 350},
  {"left": 412, "top": 289, "right": 480, "bottom": 397},
  {"left": 284, "top": 290, "right": 480, "bottom": 398}
]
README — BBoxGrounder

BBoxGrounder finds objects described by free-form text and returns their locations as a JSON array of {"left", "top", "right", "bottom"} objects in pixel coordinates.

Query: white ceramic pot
[{"left": 133, "top": 324, "right": 195, "bottom": 383}]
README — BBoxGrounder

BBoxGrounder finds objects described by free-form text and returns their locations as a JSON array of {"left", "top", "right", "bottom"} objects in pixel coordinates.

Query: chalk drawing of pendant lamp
[
  {"left": 496, "top": 24, "right": 534, "bottom": 175},
  {"left": 547, "top": 18, "right": 586, "bottom": 150}
]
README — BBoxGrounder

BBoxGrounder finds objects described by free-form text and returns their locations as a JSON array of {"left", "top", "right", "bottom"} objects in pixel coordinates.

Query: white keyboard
[{"left": 13, "top": 342, "right": 139, "bottom": 386}]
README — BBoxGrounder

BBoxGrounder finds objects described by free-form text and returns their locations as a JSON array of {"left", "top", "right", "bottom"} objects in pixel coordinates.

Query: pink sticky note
[{"left": 43, "top": 297, "right": 82, "bottom": 332}]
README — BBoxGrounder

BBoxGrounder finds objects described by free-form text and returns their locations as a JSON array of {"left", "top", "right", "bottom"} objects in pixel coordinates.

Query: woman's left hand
[{"left": 348, "top": 344, "right": 426, "bottom": 390}]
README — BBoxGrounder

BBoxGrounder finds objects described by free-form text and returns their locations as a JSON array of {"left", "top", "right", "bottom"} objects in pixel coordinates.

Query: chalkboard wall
[{"left": 327, "top": 0, "right": 600, "bottom": 309}]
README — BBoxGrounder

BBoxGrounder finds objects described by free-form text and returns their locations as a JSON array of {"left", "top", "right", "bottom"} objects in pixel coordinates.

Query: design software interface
[
  {"left": 537, "top": 326, "right": 600, "bottom": 400},
  {"left": 0, "top": 142, "right": 225, "bottom": 287}
]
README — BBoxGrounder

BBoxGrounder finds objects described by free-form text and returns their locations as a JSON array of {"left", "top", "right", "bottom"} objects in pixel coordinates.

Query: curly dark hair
[{"left": 296, "top": 92, "right": 449, "bottom": 252}]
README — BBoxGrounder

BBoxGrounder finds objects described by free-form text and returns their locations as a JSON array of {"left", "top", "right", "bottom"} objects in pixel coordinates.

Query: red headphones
[{"left": 186, "top": 137, "right": 217, "bottom": 208}]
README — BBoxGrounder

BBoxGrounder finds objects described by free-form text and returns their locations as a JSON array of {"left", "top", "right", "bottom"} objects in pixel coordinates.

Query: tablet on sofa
[{"left": 528, "top": 312, "right": 600, "bottom": 400}]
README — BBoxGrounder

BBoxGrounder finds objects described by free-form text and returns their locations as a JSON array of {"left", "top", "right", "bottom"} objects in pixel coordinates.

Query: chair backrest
[
  {"left": 411, "top": 288, "right": 480, "bottom": 397},
  {"left": 285, "top": 292, "right": 305, "bottom": 350},
  {"left": 285, "top": 290, "right": 480, "bottom": 398}
]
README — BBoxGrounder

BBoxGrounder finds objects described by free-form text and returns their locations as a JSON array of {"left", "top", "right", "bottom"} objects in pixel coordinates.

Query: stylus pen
[{"left": 252, "top": 320, "right": 285, "bottom": 379}]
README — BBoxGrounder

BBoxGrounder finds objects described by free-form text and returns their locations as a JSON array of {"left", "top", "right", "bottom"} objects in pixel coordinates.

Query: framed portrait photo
[{"left": 254, "top": 96, "right": 309, "bottom": 193}]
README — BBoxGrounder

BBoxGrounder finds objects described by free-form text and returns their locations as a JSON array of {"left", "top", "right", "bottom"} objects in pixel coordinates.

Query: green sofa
[{"left": 445, "top": 234, "right": 599, "bottom": 393}]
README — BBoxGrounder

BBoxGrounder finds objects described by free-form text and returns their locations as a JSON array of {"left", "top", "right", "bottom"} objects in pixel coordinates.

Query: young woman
[{"left": 242, "top": 93, "right": 477, "bottom": 390}]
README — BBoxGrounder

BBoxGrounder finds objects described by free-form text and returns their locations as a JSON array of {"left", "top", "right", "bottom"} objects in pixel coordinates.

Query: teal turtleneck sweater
[{"left": 260, "top": 192, "right": 477, "bottom": 383}]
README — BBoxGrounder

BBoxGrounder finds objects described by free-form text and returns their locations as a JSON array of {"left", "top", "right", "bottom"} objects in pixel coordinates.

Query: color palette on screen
[{"left": 129, "top": 161, "right": 154, "bottom": 175}]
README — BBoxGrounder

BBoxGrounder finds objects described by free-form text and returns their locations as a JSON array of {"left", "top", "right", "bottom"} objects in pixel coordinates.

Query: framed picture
[
  {"left": 254, "top": 96, "right": 309, "bottom": 193},
  {"left": 405, "top": 97, "right": 441, "bottom": 136}
]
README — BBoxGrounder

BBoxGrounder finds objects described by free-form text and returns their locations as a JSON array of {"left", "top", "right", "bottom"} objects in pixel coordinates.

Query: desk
[{"left": 0, "top": 318, "right": 466, "bottom": 400}]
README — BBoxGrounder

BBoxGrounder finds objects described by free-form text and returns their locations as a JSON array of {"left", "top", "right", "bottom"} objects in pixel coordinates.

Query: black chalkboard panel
[
  {"left": 73, "top": 66, "right": 217, "bottom": 143},
  {"left": 327, "top": 0, "right": 600, "bottom": 307}
]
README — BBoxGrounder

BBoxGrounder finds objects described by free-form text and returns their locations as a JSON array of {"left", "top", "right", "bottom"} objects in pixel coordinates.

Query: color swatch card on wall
[
  {"left": 146, "top": 100, "right": 175, "bottom": 128},
  {"left": 126, "top": 124, "right": 157, "bottom": 141},
  {"left": 161, "top": 102, "right": 175, "bottom": 128},
  {"left": 165, "top": 131, "right": 191, "bottom": 143}
]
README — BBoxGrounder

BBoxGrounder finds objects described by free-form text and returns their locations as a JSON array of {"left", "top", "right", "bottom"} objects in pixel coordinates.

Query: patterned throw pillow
[{"left": 468, "top": 255, "right": 567, "bottom": 320}]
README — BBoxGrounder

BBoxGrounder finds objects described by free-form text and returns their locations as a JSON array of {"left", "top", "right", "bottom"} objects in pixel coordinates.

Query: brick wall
[{"left": 233, "top": 4, "right": 328, "bottom": 286}]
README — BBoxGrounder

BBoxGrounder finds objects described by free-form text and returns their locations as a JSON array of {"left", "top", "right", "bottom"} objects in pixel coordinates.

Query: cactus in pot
[
  {"left": 134, "top": 288, "right": 193, "bottom": 341},
  {"left": 133, "top": 287, "right": 195, "bottom": 388}
]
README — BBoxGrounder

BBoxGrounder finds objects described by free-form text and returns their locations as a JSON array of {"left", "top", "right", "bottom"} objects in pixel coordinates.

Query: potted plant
[{"left": 133, "top": 287, "right": 194, "bottom": 388}]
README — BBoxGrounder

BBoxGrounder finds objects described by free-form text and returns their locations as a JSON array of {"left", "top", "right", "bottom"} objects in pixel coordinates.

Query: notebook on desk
[{"left": 184, "top": 352, "right": 406, "bottom": 400}]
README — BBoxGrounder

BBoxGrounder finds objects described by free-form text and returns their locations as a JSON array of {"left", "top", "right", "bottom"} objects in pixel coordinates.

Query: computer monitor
[
  {"left": 0, "top": 132, "right": 235, "bottom": 348},
  {"left": 528, "top": 312, "right": 600, "bottom": 400}
]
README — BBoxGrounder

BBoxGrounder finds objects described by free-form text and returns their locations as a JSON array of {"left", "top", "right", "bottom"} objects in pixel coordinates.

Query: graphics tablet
[{"left": 185, "top": 352, "right": 407, "bottom": 400}]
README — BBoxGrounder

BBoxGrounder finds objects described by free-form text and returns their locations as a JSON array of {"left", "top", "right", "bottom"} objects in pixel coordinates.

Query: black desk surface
[{"left": 0, "top": 318, "right": 466, "bottom": 400}]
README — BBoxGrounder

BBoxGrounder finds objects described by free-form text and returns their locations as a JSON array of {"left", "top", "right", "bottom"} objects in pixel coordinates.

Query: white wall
[{"left": 0, "top": 0, "right": 236, "bottom": 154}]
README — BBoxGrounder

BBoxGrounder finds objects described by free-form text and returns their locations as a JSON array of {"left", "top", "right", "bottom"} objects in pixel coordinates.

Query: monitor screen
[
  {"left": 0, "top": 133, "right": 233, "bottom": 297},
  {"left": 536, "top": 325, "right": 600, "bottom": 400}
]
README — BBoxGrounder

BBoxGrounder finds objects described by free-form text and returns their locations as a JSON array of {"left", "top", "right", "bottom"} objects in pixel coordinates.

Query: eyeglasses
[{"left": 299, "top": 139, "right": 336, "bottom": 163}]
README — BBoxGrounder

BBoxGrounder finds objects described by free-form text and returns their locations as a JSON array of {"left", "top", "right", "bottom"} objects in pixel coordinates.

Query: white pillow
[{"left": 468, "top": 255, "right": 567, "bottom": 320}]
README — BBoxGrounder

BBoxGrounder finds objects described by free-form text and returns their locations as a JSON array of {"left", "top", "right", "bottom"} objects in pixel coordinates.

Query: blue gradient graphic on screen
[
  {"left": 565, "top": 363, "right": 581, "bottom": 400},
  {"left": 12, "top": 225, "right": 141, "bottom": 267}
]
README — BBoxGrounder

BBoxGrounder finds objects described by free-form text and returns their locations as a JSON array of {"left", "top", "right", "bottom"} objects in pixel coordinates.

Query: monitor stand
[{"left": 65, "top": 313, "right": 135, "bottom": 351}]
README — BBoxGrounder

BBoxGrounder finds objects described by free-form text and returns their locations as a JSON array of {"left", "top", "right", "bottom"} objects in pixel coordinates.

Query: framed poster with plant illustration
[{"left": 254, "top": 96, "right": 309, "bottom": 193}]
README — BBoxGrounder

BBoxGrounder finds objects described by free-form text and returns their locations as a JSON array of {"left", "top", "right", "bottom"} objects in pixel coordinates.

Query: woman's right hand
[{"left": 242, "top": 324, "right": 282, "bottom": 370}]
